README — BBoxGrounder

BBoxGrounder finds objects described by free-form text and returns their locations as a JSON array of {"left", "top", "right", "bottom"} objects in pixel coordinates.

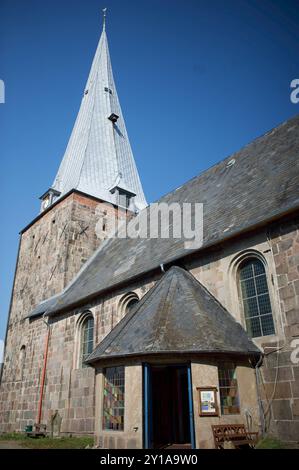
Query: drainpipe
[
  {"left": 254, "top": 355, "right": 265, "bottom": 438},
  {"left": 36, "top": 312, "right": 50, "bottom": 425}
]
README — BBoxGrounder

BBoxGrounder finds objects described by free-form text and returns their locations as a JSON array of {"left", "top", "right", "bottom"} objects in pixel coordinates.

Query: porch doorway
[{"left": 143, "top": 364, "right": 195, "bottom": 449}]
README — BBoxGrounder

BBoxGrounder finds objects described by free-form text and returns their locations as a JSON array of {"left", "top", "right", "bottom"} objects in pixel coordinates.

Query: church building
[{"left": 0, "top": 17, "right": 299, "bottom": 449}]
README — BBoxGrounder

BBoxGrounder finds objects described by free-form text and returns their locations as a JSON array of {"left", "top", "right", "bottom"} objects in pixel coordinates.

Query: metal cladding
[{"left": 51, "top": 27, "right": 147, "bottom": 211}]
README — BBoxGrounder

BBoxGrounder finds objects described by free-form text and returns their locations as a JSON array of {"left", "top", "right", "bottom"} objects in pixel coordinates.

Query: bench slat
[{"left": 211, "top": 424, "right": 258, "bottom": 449}]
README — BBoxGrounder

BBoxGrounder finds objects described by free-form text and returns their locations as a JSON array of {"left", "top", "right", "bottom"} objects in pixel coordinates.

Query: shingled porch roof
[{"left": 86, "top": 266, "right": 261, "bottom": 364}]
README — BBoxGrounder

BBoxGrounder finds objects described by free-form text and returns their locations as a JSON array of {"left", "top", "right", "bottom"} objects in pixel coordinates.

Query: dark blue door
[{"left": 143, "top": 363, "right": 196, "bottom": 449}]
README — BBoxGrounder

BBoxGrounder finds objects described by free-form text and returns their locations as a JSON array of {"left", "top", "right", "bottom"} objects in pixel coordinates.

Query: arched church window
[
  {"left": 125, "top": 297, "right": 139, "bottom": 314},
  {"left": 118, "top": 292, "right": 139, "bottom": 317},
  {"left": 80, "top": 314, "right": 94, "bottom": 368},
  {"left": 238, "top": 258, "right": 275, "bottom": 338}
]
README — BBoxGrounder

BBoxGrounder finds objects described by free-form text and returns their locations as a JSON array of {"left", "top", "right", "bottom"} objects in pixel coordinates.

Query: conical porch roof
[{"left": 86, "top": 266, "right": 261, "bottom": 364}]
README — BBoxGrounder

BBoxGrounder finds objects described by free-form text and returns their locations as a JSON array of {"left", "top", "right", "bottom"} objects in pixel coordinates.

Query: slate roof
[
  {"left": 86, "top": 266, "right": 261, "bottom": 363},
  {"left": 26, "top": 294, "right": 60, "bottom": 320},
  {"left": 51, "top": 25, "right": 147, "bottom": 211},
  {"left": 30, "top": 114, "right": 299, "bottom": 318}
]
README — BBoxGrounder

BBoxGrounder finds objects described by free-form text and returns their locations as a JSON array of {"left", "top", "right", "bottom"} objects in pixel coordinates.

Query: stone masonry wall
[
  {"left": 0, "top": 191, "right": 128, "bottom": 433},
  {"left": 187, "top": 215, "right": 299, "bottom": 442},
  {"left": 0, "top": 265, "right": 155, "bottom": 433},
  {"left": 260, "top": 216, "right": 299, "bottom": 441},
  {"left": 37, "top": 278, "right": 155, "bottom": 435}
]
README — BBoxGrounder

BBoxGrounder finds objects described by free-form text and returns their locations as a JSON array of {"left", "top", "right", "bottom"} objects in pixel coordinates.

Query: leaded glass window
[
  {"left": 103, "top": 366, "right": 125, "bottom": 431},
  {"left": 239, "top": 258, "right": 275, "bottom": 338},
  {"left": 80, "top": 315, "right": 94, "bottom": 368},
  {"left": 218, "top": 364, "right": 240, "bottom": 415}
]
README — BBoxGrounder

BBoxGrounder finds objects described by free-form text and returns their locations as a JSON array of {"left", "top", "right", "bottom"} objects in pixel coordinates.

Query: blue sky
[{"left": 0, "top": 0, "right": 298, "bottom": 342}]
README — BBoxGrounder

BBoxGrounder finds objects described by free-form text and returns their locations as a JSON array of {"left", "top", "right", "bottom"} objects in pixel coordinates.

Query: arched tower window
[
  {"left": 19, "top": 345, "right": 26, "bottom": 381},
  {"left": 80, "top": 314, "right": 94, "bottom": 368},
  {"left": 238, "top": 258, "right": 275, "bottom": 338}
]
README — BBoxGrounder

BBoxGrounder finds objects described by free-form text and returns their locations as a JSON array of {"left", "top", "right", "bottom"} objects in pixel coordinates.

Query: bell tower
[
  {"left": 7, "top": 10, "right": 147, "bottom": 321},
  {"left": 0, "top": 12, "right": 147, "bottom": 432}
]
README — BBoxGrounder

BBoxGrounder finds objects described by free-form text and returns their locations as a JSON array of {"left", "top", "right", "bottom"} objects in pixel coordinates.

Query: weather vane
[{"left": 102, "top": 7, "right": 107, "bottom": 30}]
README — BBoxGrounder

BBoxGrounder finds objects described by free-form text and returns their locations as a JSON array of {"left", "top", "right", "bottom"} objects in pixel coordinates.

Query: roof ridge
[
  {"left": 151, "top": 114, "right": 299, "bottom": 204},
  {"left": 150, "top": 270, "right": 179, "bottom": 352},
  {"left": 77, "top": 33, "right": 107, "bottom": 187},
  {"left": 86, "top": 270, "right": 171, "bottom": 358}
]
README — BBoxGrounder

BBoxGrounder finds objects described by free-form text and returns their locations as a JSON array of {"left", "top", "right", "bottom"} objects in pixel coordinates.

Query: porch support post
[
  {"left": 143, "top": 363, "right": 152, "bottom": 449},
  {"left": 187, "top": 364, "right": 196, "bottom": 449}
]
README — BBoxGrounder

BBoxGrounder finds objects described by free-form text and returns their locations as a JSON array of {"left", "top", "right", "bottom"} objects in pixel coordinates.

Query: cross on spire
[{"left": 102, "top": 7, "right": 107, "bottom": 31}]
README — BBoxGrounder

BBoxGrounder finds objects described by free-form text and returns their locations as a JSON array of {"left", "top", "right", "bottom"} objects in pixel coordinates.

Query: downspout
[
  {"left": 36, "top": 312, "right": 50, "bottom": 425},
  {"left": 253, "top": 354, "right": 265, "bottom": 438}
]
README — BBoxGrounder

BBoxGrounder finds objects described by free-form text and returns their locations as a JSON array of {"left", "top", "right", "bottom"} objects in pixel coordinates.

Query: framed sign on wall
[{"left": 197, "top": 387, "right": 219, "bottom": 417}]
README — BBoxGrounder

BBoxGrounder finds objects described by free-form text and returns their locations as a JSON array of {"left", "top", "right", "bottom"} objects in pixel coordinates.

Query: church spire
[{"left": 41, "top": 13, "right": 147, "bottom": 212}]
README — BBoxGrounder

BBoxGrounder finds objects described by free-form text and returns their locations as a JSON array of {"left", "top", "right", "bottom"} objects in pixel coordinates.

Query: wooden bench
[
  {"left": 212, "top": 424, "right": 259, "bottom": 449},
  {"left": 25, "top": 423, "right": 47, "bottom": 438}
]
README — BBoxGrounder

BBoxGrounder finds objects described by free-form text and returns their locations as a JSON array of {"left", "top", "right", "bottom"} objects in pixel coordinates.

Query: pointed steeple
[{"left": 43, "top": 13, "right": 147, "bottom": 212}]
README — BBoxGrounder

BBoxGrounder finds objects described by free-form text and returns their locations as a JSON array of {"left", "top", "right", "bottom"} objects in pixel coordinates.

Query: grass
[
  {"left": 0, "top": 433, "right": 26, "bottom": 441},
  {"left": 22, "top": 436, "right": 94, "bottom": 449},
  {"left": 1, "top": 433, "right": 297, "bottom": 450},
  {"left": 0, "top": 433, "right": 94, "bottom": 449},
  {"left": 256, "top": 436, "right": 289, "bottom": 449}
]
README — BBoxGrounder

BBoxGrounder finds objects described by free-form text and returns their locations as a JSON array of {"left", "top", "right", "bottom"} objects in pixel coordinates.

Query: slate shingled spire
[{"left": 50, "top": 14, "right": 147, "bottom": 211}]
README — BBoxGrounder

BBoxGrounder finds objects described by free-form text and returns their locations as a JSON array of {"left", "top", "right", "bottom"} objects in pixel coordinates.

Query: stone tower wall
[{"left": 0, "top": 191, "right": 127, "bottom": 432}]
